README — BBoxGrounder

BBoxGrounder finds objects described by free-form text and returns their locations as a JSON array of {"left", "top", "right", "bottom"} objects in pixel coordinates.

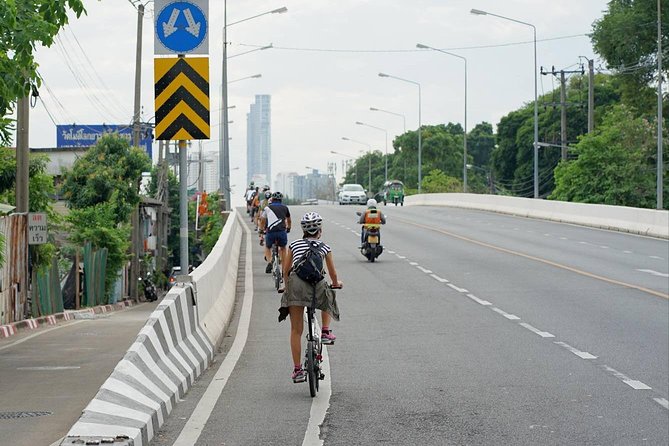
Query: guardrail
[
  {"left": 405, "top": 193, "right": 668, "bottom": 239},
  {"left": 62, "top": 211, "right": 245, "bottom": 446}
]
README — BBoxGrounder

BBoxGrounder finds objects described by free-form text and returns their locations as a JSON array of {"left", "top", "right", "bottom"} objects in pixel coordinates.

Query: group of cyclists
[{"left": 243, "top": 183, "right": 385, "bottom": 384}]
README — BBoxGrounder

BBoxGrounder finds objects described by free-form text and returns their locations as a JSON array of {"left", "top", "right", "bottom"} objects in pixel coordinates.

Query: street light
[
  {"left": 378, "top": 72, "right": 423, "bottom": 193},
  {"left": 370, "top": 106, "right": 406, "bottom": 133},
  {"left": 228, "top": 73, "right": 262, "bottom": 83},
  {"left": 342, "top": 137, "right": 373, "bottom": 194},
  {"left": 356, "top": 121, "right": 388, "bottom": 183},
  {"left": 228, "top": 43, "right": 273, "bottom": 59},
  {"left": 471, "top": 8, "right": 538, "bottom": 198},
  {"left": 416, "top": 43, "right": 468, "bottom": 193},
  {"left": 331, "top": 150, "right": 359, "bottom": 185},
  {"left": 221, "top": 4, "right": 287, "bottom": 210}
]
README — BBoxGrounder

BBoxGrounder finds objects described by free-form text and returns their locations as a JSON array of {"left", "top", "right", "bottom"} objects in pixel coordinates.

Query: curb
[{"left": 0, "top": 300, "right": 136, "bottom": 339}]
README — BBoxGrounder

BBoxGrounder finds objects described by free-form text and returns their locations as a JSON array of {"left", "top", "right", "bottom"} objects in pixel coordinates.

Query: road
[
  {"left": 0, "top": 303, "right": 157, "bottom": 446},
  {"left": 152, "top": 204, "right": 668, "bottom": 445}
]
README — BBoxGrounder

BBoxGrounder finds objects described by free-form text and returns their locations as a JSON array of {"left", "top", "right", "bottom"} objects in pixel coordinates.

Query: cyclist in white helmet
[{"left": 279, "top": 211, "right": 343, "bottom": 383}]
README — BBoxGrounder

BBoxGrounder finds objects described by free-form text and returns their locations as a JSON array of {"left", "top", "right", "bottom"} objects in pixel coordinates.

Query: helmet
[
  {"left": 264, "top": 191, "right": 272, "bottom": 199},
  {"left": 367, "top": 198, "right": 377, "bottom": 208},
  {"left": 250, "top": 181, "right": 255, "bottom": 186},
  {"left": 271, "top": 191, "right": 283, "bottom": 201},
  {"left": 262, "top": 184, "right": 270, "bottom": 191},
  {"left": 300, "top": 212, "right": 323, "bottom": 234}
]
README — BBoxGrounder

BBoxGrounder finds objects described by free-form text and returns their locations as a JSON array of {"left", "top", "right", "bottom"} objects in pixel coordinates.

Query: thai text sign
[{"left": 28, "top": 213, "right": 47, "bottom": 245}]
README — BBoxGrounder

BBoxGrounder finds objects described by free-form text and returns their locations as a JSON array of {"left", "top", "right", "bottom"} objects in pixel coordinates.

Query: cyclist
[
  {"left": 244, "top": 182, "right": 256, "bottom": 215},
  {"left": 250, "top": 186, "right": 261, "bottom": 227},
  {"left": 259, "top": 191, "right": 291, "bottom": 274},
  {"left": 257, "top": 190, "right": 272, "bottom": 245},
  {"left": 358, "top": 198, "right": 386, "bottom": 246},
  {"left": 279, "top": 212, "right": 342, "bottom": 383}
]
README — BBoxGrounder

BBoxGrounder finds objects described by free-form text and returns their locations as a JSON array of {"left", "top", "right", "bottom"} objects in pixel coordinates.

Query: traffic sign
[
  {"left": 154, "top": 57, "right": 210, "bottom": 140},
  {"left": 28, "top": 213, "right": 47, "bottom": 245},
  {"left": 154, "top": 0, "right": 208, "bottom": 55}
]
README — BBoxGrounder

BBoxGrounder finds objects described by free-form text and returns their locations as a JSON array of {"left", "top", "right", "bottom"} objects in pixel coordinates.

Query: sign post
[{"left": 28, "top": 213, "right": 47, "bottom": 245}]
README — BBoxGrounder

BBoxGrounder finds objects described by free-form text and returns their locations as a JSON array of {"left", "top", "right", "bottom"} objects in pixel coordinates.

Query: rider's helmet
[
  {"left": 262, "top": 184, "right": 270, "bottom": 191},
  {"left": 249, "top": 181, "right": 254, "bottom": 187},
  {"left": 300, "top": 212, "right": 323, "bottom": 235},
  {"left": 367, "top": 198, "right": 377, "bottom": 208},
  {"left": 264, "top": 191, "right": 272, "bottom": 199},
  {"left": 271, "top": 191, "right": 283, "bottom": 201}
]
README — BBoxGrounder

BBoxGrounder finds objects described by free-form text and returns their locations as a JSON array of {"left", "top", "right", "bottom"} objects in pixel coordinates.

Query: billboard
[{"left": 56, "top": 124, "right": 153, "bottom": 158}]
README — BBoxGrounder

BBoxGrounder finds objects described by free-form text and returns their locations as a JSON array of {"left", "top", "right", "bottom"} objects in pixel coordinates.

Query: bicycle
[
  {"left": 271, "top": 244, "right": 282, "bottom": 291},
  {"left": 304, "top": 282, "right": 342, "bottom": 397}
]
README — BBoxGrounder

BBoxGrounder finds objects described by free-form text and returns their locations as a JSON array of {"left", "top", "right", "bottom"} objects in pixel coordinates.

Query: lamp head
[
  {"left": 470, "top": 8, "right": 487, "bottom": 15},
  {"left": 370, "top": 107, "right": 378, "bottom": 111},
  {"left": 355, "top": 121, "right": 364, "bottom": 125},
  {"left": 272, "top": 7, "right": 288, "bottom": 14},
  {"left": 341, "top": 137, "right": 349, "bottom": 141},
  {"left": 416, "top": 43, "right": 430, "bottom": 49},
  {"left": 378, "top": 73, "right": 389, "bottom": 77},
  {"left": 261, "top": 44, "right": 273, "bottom": 50},
  {"left": 251, "top": 74, "right": 262, "bottom": 78}
]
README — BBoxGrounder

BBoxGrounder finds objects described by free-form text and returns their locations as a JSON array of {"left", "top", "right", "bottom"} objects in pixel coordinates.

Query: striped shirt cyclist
[{"left": 288, "top": 238, "right": 331, "bottom": 270}]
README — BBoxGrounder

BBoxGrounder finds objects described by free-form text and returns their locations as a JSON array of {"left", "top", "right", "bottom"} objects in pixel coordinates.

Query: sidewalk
[{"left": 0, "top": 301, "right": 157, "bottom": 446}]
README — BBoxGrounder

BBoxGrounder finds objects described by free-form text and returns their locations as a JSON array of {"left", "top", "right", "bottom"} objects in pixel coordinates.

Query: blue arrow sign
[{"left": 155, "top": 0, "right": 208, "bottom": 55}]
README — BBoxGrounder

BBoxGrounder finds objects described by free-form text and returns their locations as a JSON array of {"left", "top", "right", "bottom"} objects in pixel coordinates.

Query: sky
[{"left": 26, "top": 0, "right": 611, "bottom": 198}]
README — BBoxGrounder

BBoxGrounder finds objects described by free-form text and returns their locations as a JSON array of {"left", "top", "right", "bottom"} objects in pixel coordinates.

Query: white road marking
[
  {"left": 559, "top": 237, "right": 568, "bottom": 240},
  {"left": 491, "top": 307, "right": 520, "bottom": 320},
  {"left": 447, "top": 283, "right": 468, "bottom": 293},
  {"left": 302, "top": 315, "right": 332, "bottom": 446},
  {"left": 579, "top": 241, "right": 589, "bottom": 245},
  {"left": 430, "top": 274, "right": 449, "bottom": 283},
  {"left": 602, "top": 365, "right": 652, "bottom": 390},
  {"left": 0, "top": 320, "right": 84, "bottom": 352},
  {"left": 623, "top": 250, "right": 633, "bottom": 254},
  {"left": 387, "top": 250, "right": 395, "bottom": 254},
  {"left": 649, "top": 255, "right": 664, "bottom": 260},
  {"left": 543, "top": 233, "right": 550, "bottom": 237},
  {"left": 49, "top": 437, "right": 65, "bottom": 446},
  {"left": 554, "top": 342, "right": 597, "bottom": 359},
  {"left": 519, "top": 323, "right": 555, "bottom": 338},
  {"left": 396, "top": 255, "right": 406, "bottom": 259},
  {"left": 653, "top": 398, "right": 669, "bottom": 410},
  {"left": 416, "top": 266, "right": 432, "bottom": 274},
  {"left": 409, "top": 262, "right": 418, "bottom": 266},
  {"left": 599, "top": 246, "right": 609, "bottom": 249},
  {"left": 466, "top": 294, "right": 492, "bottom": 306},
  {"left": 172, "top": 225, "right": 255, "bottom": 446},
  {"left": 636, "top": 269, "right": 669, "bottom": 278}
]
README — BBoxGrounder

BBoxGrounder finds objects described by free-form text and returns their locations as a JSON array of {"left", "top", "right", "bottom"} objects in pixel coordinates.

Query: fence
[{"left": 0, "top": 214, "right": 28, "bottom": 325}]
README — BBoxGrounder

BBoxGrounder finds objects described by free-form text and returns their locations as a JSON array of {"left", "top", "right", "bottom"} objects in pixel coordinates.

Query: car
[
  {"left": 338, "top": 184, "right": 367, "bottom": 205},
  {"left": 168, "top": 266, "right": 181, "bottom": 287}
]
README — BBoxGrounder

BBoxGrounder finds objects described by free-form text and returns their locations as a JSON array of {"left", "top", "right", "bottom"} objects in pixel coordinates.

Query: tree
[
  {"left": 467, "top": 122, "right": 495, "bottom": 168},
  {"left": 0, "top": 0, "right": 86, "bottom": 145},
  {"left": 550, "top": 104, "right": 668, "bottom": 208},
  {"left": 591, "top": 0, "right": 668, "bottom": 111},
  {"left": 421, "top": 169, "right": 462, "bottom": 193},
  {"left": 61, "top": 134, "right": 150, "bottom": 224}
]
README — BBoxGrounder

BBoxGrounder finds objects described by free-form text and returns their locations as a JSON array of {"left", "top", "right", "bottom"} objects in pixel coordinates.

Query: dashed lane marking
[
  {"left": 416, "top": 266, "right": 432, "bottom": 274},
  {"left": 654, "top": 398, "right": 669, "bottom": 410},
  {"left": 447, "top": 283, "right": 468, "bottom": 293},
  {"left": 392, "top": 216, "right": 669, "bottom": 300},
  {"left": 554, "top": 341, "right": 597, "bottom": 359},
  {"left": 491, "top": 307, "right": 520, "bottom": 320},
  {"left": 409, "top": 262, "right": 418, "bottom": 266},
  {"left": 396, "top": 255, "right": 406, "bottom": 259},
  {"left": 602, "top": 365, "right": 652, "bottom": 390},
  {"left": 649, "top": 255, "right": 664, "bottom": 260},
  {"left": 387, "top": 250, "right": 395, "bottom": 254},
  {"left": 519, "top": 323, "right": 555, "bottom": 338},
  {"left": 636, "top": 269, "right": 669, "bottom": 278},
  {"left": 466, "top": 294, "right": 492, "bottom": 306},
  {"left": 430, "top": 274, "right": 449, "bottom": 283}
]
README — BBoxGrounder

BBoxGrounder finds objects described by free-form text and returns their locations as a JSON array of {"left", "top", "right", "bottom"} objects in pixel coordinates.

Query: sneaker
[
  {"left": 321, "top": 330, "right": 336, "bottom": 345},
  {"left": 292, "top": 367, "right": 306, "bottom": 383},
  {"left": 265, "top": 262, "right": 273, "bottom": 274}
]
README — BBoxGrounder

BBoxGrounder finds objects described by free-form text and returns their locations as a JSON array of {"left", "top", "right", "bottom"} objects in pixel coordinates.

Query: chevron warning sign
[{"left": 155, "top": 57, "right": 210, "bottom": 140}]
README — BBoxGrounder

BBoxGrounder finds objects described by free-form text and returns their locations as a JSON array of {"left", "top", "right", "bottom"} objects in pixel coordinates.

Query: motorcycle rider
[{"left": 358, "top": 198, "right": 386, "bottom": 247}]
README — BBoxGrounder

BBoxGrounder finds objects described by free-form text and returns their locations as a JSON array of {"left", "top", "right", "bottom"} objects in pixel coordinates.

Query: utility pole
[
  {"left": 657, "top": 0, "right": 664, "bottom": 210},
  {"left": 16, "top": 95, "right": 29, "bottom": 320},
  {"left": 587, "top": 58, "right": 594, "bottom": 133},
  {"left": 130, "top": 3, "right": 144, "bottom": 301},
  {"left": 541, "top": 65, "right": 585, "bottom": 161}
]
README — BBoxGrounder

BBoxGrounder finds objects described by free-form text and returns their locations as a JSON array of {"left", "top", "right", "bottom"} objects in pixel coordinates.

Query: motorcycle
[
  {"left": 356, "top": 212, "right": 383, "bottom": 262},
  {"left": 140, "top": 274, "right": 158, "bottom": 302}
]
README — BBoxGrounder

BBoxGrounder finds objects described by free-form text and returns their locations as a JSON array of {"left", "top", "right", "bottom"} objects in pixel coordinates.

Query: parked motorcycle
[{"left": 140, "top": 274, "right": 158, "bottom": 302}]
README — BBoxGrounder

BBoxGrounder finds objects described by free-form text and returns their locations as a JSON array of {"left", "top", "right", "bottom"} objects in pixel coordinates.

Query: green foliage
[
  {"left": 421, "top": 169, "right": 462, "bottom": 193},
  {"left": 61, "top": 134, "right": 150, "bottom": 224},
  {"left": 0, "top": 0, "right": 86, "bottom": 145},
  {"left": 199, "top": 192, "right": 224, "bottom": 256},
  {"left": 66, "top": 200, "right": 131, "bottom": 296},
  {"left": 148, "top": 164, "right": 180, "bottom": 269},
  {"left": 591, "top": 0, "right": 667, "bottom": 111},
  {"left": 467, "top": 122, "right": 495, "bottom": 167},
  {"left": 550, "top": 104, "right": 667, "bottom": 208}
]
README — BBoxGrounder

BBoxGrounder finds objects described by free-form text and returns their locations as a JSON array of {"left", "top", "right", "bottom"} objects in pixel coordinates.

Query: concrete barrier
[
  {"left": 62, "top": 211, "right": 245, "bottom": 446},
  {"left": 405, "top": 193, "right": 668, "bottom": 239}
]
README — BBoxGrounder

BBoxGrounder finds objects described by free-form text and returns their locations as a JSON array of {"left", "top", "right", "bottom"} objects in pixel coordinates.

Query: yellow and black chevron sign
[{"left": 155, "top": 57, "right": 210, "bottom": 140}]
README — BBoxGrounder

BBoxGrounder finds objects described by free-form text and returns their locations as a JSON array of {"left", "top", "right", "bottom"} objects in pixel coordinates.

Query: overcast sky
[{"left": 28, "top": 0, "right": 610, "bottom": 196}]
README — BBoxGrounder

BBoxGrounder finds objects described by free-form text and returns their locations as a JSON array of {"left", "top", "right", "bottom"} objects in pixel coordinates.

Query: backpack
[{"left": 294, "top": 240, "right": 325, "bottom": 285}]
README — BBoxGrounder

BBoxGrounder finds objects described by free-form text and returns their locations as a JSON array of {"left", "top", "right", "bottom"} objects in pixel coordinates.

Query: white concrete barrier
[
  {"left": 405, "top": 193, "right": 668, "bottom": 239},
  {"left": 62, "top": 210, "right": 245, "bottom": 446}
]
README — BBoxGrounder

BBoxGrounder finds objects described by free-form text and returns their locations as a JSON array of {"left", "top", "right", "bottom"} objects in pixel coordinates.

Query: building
[
  {"left": 187, "top": 149, "right": 219, "bottom": 193},
  {"left": 274, "top": 171, "right": 298, "bottom": 199},
  {"left": 247, "top": 95, "right": 271, "bottom": 185}
]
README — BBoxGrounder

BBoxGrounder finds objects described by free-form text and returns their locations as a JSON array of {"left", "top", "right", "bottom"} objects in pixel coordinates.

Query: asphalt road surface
[{"left": 152, "top": 205, "right": 668, "bottom": 446}]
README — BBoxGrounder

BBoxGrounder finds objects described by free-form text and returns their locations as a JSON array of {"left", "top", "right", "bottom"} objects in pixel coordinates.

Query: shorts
[
  {"left": 278, "top": 274, "right": 340, "bottom": 322},
  {"left": 265, "top": 230, "right": 287, "bottom": 249}
]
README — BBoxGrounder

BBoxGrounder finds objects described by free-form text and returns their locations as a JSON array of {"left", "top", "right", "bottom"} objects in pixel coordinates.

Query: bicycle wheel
[
  {"left": 307, "top": 339, "right": 317, "bottom": 397},
  {"left": 273, "top": 257, "right": 281, "bottom": 290}
]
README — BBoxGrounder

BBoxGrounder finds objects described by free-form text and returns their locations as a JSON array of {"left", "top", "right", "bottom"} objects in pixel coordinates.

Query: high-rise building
[
  {"left": 187, "top": 148, "right": 219, "bottom": 193},
  {"left": 247, "top": 95, "right": 271, "bottom": 186}
]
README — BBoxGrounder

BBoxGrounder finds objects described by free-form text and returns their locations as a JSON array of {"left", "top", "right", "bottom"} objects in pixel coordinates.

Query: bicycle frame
[
  {"left": 271, "top": 244, "right": 282, "bottom": 290},
  {"left": 305, "top": 285, "right": 322, "bottom": 397}
]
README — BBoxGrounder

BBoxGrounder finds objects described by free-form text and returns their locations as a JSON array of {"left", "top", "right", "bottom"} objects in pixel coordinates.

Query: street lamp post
[
  {"left": 221, "top": 3, "right": 287, "bottom": 210},
  {"left": 370, "top": 106, "right": 406, "bottom": 133},
  {"left": 342, "top": 137, "right": 373, "bottom": 194},
  {"left": 416, "top": 43, "right": 468, "bottom": 193},
  {"left": 378, "top": 73, "right": 422, "bottom": 193},
  {"left": 331, "top": 150, "right": 359, "bottom": 184},
  {"left": 471, "top": 8, "right": 538, "bottom": 198},
  {"left": 356, "top": 121, "right": 388, "bottom": 183},
  {"left": 467, "top": 164, "right": 494, "bottom": 194},
  {"left": 228, "top": 73, "right": 262, "bottom": 84}
]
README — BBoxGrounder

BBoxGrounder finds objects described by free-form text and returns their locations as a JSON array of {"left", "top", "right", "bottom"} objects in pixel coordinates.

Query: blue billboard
[{"left": 56, "top": 124, "right": 153, "bottom": 158}]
